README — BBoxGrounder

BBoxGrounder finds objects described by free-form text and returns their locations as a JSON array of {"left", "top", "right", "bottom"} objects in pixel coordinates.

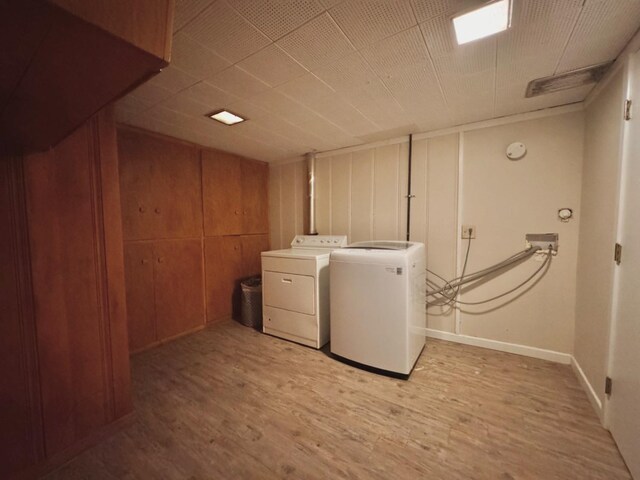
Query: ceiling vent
[{"left": 525, "top": 62, "right": 613, "bottom": 98}]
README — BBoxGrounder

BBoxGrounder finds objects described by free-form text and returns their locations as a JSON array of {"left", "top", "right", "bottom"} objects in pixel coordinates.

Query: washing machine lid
[{"left": 346, "top": 241, "right": 413, "bottom": 250}]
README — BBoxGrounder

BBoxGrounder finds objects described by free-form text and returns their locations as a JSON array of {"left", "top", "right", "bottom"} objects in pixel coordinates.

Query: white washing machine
[
  {"left": 330, "top": 241, "right": 426, "bottom": 376},
  {"left": 261, "top": 235, "right": 347, "bottom": 348}
]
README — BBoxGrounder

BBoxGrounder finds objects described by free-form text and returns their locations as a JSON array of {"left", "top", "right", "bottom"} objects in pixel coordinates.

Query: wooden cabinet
[
  {"left": 124, "top": 244, "right": 156, "bottom": 352},
  {"left": 125, "top": 239, "right": 205, "bottom": 352},
  {"left": 202, "top": 150, "right": 269, "bottom": 236},
  {"left": 202, "top": 150, "right": 243, "bottom": 236},
  {"left": 19, "top": 107, "right": 132, "bottom": 465},
  {"left": 204, "top": 234, "right": 270, "bottom": 322},
  {"left": 242, "top": 234, "right": 270, "bottom": 277},
  {"left": 118, "top": 128, "right": 202, "bottom": 241},
  {"left": 242, "top": 161, "right": 269, "bottom": 234},
  {"left": 0, "top": 0, "right": 173, "bottom": 153}
]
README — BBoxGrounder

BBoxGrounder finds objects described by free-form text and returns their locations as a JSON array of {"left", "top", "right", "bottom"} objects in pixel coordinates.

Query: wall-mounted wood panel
[
  {"left": 49, "top": 0, "right": 174, "bottom": 61},
  {"left": 24, "top": 108, "right": 132, "bottom": 457},
  {"left": 118, "top": 129, "right": 202, "bottom": 240},
  {"left": 154, "top": 239, "right": 205, "bottom": 339},
  {"left": 202, "top": 150, "right": 243, "bottom": 236},
  {"left": 0, "top": 156, "right": 44, "bottom": 479}
]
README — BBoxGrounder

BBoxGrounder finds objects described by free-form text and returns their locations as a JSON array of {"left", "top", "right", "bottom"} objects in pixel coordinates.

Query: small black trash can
[{"left": 239, "top": 275, "right": 262, "bottom": 329}]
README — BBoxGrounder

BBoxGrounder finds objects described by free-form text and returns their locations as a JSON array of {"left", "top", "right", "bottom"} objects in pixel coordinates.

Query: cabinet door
[
  {"left": 202, "top": 149, "right": 242, "bottom": 236},
  {"left": 205, "top": 236, "right": 243, "bottom": 322},
  {"left": 241, "top": 159, "right": 269, "bottom": 234},
  {"left": 124, "top": 243, "right": 156, "bottom": 352},
  {"left": 118, "top": 129, "right": 202, "bottom": 240},
  {"left": 154, "top": 239, "right": 205, "bottom": 340},
  {"left": 241, "top": 234, "right": 270, "bottom": 277}
]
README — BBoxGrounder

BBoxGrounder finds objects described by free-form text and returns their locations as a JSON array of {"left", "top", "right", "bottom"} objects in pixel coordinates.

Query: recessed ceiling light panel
[
  {"left": 207, "top": 109, "right": 246, "bottom": 125},
  {"left": 452, "top": 0, "right": 511, "bottom": 45}
]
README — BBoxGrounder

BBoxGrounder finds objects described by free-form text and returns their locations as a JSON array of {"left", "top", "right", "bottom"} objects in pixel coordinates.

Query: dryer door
[{"left": 264, "top": 271, "right": 315, "bottom": 315}]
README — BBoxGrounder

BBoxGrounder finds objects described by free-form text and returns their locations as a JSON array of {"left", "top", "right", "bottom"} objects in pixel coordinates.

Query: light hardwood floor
[{"left": 46, "top": 320, "right": 630, "bottom": 479}]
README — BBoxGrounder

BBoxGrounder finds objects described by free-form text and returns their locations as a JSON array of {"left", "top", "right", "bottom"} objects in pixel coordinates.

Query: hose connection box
[{"left": 526, "top": 233, "right": 558, "bottom": 253}]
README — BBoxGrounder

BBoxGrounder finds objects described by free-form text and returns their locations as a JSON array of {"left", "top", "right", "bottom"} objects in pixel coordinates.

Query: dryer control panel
[{"left": 290, "top": 235, "right": 348, "bottom": 249}]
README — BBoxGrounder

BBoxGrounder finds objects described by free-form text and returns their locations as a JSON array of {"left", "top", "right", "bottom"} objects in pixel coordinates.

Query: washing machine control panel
[{"left": 291, "top": 235, "right": 348, "bottom": 249}]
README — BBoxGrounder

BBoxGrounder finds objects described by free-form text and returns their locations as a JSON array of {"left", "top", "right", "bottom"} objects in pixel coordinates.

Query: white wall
[
  {"left": 574, "top": 69, "right": 625, "bottom": 411},
  {"left": 269, "top": 109, "right": 585, "bottom": 356}
]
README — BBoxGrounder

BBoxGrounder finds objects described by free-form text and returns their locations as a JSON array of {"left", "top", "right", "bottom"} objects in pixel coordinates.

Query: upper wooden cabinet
[
  {"left": 0, "top": 0, "right": 173, "bottom": 153},
  {"left": 118, "top": 128, "right": 202, "bottom": 241},
  {"left": 49, "top": 0, "right": 174, "bottom": 60},
  {"left": 202, "top": 150, "right": 269, "bottom": 236}
]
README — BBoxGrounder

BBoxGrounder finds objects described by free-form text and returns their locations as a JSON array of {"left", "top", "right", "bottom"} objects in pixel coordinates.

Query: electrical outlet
[{"left": 462, "top": 225, "right": 476, "bottom": 239}]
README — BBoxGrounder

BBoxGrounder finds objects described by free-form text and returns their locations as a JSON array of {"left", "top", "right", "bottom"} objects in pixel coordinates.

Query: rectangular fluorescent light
[
  {"left": 208, "top": 109, "right": 246, "bottom": 125},
  {"left": 453, "top": 0, "right": 511, "bottom": 45}
]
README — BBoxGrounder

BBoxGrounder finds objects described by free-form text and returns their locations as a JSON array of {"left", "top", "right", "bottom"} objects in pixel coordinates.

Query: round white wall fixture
[
  {"left": 506, "top": 142, "right": 527, "bottom": 160},
  {"left": 558, "top": 208, "right": 573, "bottom": 222}
]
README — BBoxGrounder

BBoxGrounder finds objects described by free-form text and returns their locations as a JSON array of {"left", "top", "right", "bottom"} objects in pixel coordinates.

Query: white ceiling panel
[
  {"left": 238, "top": 44, "right": 308, "bottom": 87},
  {"left": 329, "top": 0, "right": 416, "bottom": 49},
  {"left": 171, "top": 33, "right": 231, "bottom": 79},
  {"left": 129, "top": 82, "right": 175, "bottom": 106},
  {"left": 557, "top": 0, "right": 640, "bottom": 73},
  {"left": 173, "top": 0, "right": 215, "bottom": 32},
  {"left": 181, "top": 0, "right": 271, "bottom": 62},
  {"left": 227, "top": 0, "right": 325, "bottom": 40},
  {"left": 277, "top": 13, "right": 355, "bottom": 70},
  {"left": 116, "top": 0, "right": 640, "bottom": 161},
  {"left": 148, "top": 65, "right": 199, "bottom": 93},
  {"left": 208, "top": 66, "right": 271, "bottom": 98},
  {"left": 411, "top": 0, "right": 471, "bottom": 23},
  {"left": 179, "top": 81, "right": 239, "bottom": 108},
  {"left": 361, "top": 26, "right": 432, "bottom": 79}
]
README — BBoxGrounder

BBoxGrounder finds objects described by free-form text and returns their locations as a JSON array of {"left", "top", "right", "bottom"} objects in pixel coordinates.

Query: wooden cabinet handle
[
  {"left": 157, "top": 257, "right": 164, "bottom": 263},
  {"left": 234, "top": 209, "right": 240, "bottom": 215},
  {"left": 140, "top": 259, "right": 149, "bottom": 265},
  {"left": 234, "top": 245, "right": 239, "bottom": 250},
  {"left": 243, "top": 210, "right": 247, "bottom": 215},
  {"left": 155, "top": 208, "right": 161, "bottom": 214},
  {"left": 138, "top": 206, "right": 145, "bottom": 213}
]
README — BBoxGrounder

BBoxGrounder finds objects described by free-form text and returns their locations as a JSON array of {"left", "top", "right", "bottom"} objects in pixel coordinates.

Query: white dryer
[
  {"left": 261, "top": 235, "right": 347, "bottom": 348},
  {"left": 330, "top": 241, "right": 426, "bottom": 376}
]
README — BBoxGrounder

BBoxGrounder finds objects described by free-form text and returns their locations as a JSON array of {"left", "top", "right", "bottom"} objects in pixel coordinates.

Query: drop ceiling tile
[
  {"left": 208, "top": 66, "right": 271, "bottom": 98},
  {"left": 277, "top": 13, "right": 355, "bottom": 70},
  {"left": 171, "top": 33, "right": 231, "bottom": 79},
  {"left": 116, "top": 94, "right": 154, "bottom": 114},
  {"left": 249, "top": 90, "right": 319, "bottom": 125},
  {"left": 557, "top": 0, "right": 640, "bottom": 72},
  {"left": 148, "top": 66, "right": 199, "bottom": 93},
  {"left": 411, "top": 0, "right": 470, "bottom": 23},
  {"left": 225, "top": 98, "right": 272, "bottom": 120},
  {"left": 275, "top": 73, "right": 336, "bottom": 105},
  {"left": 129, "top": 82, "right": 174, "bottom": 105},
  {"left": 313, "top": 52, "right": 377, "bottom": 93},
  {"left": 181, "top": 0, "right": 271, "bottom": 62},
  {"left": 173, "top": 0, "right": 215, "bottom": 32},
  {"left": 238, "top": 44, "right": 308, "bottom": 87},
  {"left": 179, "top": 81, "right": 240, "bottom": 108},
  {"left": 361, "top": 26, "right": 431, "bottom": 78},
  {"left": 329, "top": 0, "right": 416, "bottom": 49},
  {"left": 319, "top": 0, "right": 343, "bottom": 8},
  {"left": 160, "top": 92, "right": 212, "bottom": 117},
  {"left": 227, "top": 0, "right": 325, "bottom": 40}
]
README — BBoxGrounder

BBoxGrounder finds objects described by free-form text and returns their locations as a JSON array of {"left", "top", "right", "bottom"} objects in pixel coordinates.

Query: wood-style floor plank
[{"left": 45, "top": 320, "right": 630, "bottom": 480}]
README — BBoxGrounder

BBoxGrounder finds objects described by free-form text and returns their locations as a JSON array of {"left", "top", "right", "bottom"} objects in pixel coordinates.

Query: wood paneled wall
[
  {"left": 118, "top": 127, "right": 269, "bottom": 352},
  {"left": 1, "top": 107, "right": 132, "bottom": 479}
]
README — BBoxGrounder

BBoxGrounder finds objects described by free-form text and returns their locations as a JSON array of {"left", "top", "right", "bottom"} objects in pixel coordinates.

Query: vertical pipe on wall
[
  {"left": 406, "top": 134, "right": 414, "bottom": 241},
  {"left": 307, "top": 152, "right": 318, "bottom": 235}
]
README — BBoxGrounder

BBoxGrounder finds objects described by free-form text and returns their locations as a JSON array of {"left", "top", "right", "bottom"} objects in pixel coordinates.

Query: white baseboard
[
  {"left": 423, "top": 328, "right": 572, "bottom": 364},
  {"left": 570, "top": 356, "right": 604, "bottom": 423}
]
